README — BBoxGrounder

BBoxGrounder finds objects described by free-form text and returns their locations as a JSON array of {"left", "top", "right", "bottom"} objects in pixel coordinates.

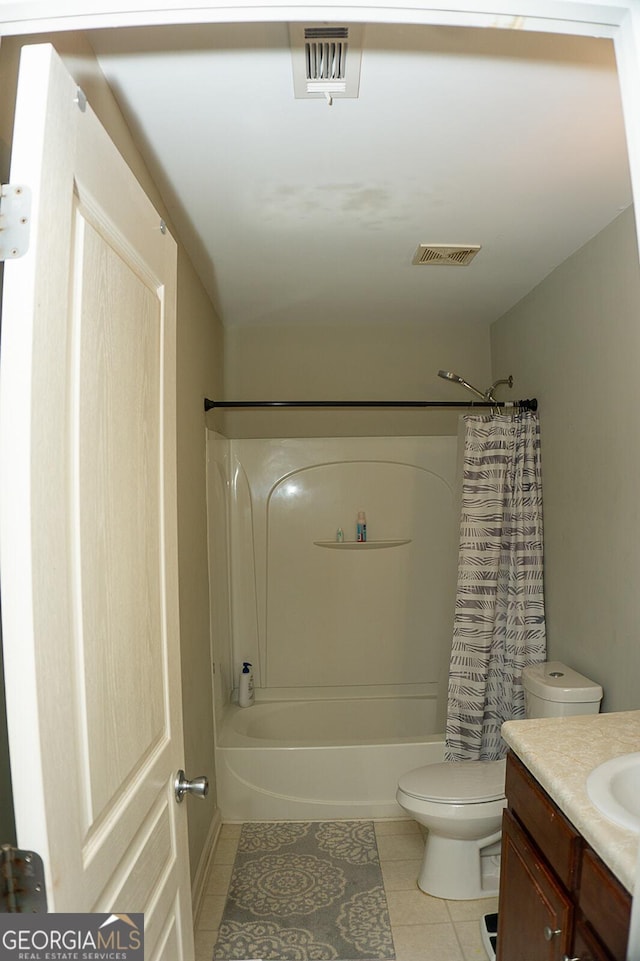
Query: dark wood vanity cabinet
[{"left": 496, "top": 753, "right": 632, "bottom": 961}]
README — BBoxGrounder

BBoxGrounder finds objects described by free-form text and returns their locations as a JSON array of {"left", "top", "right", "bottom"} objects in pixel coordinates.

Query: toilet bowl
[
  {"left": 396, "top": 660, "right": 603, "bottom": 900},
  {"left": 396, "top": 759, "right": 506, "bottom": 900}
]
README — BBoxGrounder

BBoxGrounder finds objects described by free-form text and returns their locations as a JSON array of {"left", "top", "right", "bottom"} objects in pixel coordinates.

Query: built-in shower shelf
[{"left": 313, "top": 539, "right": 412, "bottom": 550}]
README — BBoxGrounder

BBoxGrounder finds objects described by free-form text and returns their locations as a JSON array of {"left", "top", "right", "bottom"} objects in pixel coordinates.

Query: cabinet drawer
[
  {"left": 578, "top": 848, "right": 631, "bottom": 961},
  {"left": 506, "top": 752, "right": 582, "bottom": 889}
]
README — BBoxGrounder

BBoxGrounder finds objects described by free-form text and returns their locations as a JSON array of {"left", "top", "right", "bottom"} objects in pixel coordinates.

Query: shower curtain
[{"left": 445, "top": 411, "right": 546, "bottom": 761}]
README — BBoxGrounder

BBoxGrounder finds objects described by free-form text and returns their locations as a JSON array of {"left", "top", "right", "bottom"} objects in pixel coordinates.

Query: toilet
[{"left": 396, "top": 661, "right": 603, "bottom": 900}]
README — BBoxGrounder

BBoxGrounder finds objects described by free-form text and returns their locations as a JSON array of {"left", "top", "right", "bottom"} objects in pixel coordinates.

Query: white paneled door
[{"left": 0, "top": 44, "right": 195, "bottom": 959}]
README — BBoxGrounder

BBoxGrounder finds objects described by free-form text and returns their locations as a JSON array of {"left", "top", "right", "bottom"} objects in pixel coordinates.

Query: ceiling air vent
[
  {"left": 289, "top": 24, "right": 364, "bottom": 100},
  {"left": 412, "top": 244, "right": 481, "bottom": 266}
]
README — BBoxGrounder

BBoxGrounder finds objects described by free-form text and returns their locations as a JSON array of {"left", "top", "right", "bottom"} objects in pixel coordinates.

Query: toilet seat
[{"left": 398, "top": 758, "right": 506, "bottom": 803}]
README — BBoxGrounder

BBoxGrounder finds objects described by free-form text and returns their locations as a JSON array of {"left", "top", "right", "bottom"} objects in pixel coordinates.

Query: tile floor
[{"left": 194, "top": 819, "right": 497, "bottom": 961}]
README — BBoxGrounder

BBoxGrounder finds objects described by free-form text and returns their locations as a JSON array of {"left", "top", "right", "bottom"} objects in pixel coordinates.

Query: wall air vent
[
  {"left": 412, "top": 244, "right": 481, "bottom": 266},
  {"left": 289, "top": 24, "right": 364, "bottom": 101}
]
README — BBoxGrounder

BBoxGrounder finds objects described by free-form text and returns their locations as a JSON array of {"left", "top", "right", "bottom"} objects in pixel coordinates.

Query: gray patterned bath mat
[{"left": 213, "top": 821, "right": 395, "bottom": 961}]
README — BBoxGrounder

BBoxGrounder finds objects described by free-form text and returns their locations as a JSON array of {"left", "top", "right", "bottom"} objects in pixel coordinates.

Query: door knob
[
  {"left": 544, "top": 927, "right": 562, "bottom": 941},
  {"left": 174, "top": 770, "right": 209, "bottom": 803}
]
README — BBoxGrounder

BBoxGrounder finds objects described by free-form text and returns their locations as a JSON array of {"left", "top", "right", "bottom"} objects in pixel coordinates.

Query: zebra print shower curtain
[{"left": 445, "top": 411, "right": 546, "bottom": 761}]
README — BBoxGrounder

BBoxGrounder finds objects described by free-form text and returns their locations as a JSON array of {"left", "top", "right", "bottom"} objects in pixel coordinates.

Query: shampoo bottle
[
  {"left": 238, "top": 661, "right": 254, "bottom": 707},
  {"left": 357, "top": 510, "right": 367, "bottom": 542}
]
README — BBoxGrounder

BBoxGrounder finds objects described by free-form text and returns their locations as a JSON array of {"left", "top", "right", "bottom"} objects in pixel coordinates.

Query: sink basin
[{"left": 586, "top": 752, "right": 640, "bottom": 833}]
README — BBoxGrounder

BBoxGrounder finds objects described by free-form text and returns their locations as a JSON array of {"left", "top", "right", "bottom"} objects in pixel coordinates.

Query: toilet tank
[{"left": 522, "top": 661, "right": 603, "bottom": 718}]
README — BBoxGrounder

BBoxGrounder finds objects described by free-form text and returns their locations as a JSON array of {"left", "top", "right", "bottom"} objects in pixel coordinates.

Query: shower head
[
  {"left": 437, "top": 369, "right": 486, "bottom": 401},
  {"left": 437, "top": 369, "right": 514, "bottom": 403}
]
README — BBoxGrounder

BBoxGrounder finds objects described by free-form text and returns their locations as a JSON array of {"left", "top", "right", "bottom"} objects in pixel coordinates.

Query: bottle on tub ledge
[
  {"left": 356, "top": 510, "right": 367, "bottom": 542},
  {"left": 238, "top": 661, "right": 255, "bottom": 708}
]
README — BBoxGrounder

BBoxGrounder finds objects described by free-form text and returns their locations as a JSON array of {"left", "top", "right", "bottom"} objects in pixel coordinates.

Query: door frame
[{"left": 1, "top": 0, "right": 639, "bottom": 923}]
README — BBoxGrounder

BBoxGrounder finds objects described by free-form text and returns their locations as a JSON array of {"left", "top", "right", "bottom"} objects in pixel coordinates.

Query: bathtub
[{"left": 215, "top": 696, "right": 445, "bottom": 821}]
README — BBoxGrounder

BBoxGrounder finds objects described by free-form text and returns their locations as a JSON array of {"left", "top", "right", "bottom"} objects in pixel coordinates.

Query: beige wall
[
  {"left": 0, "top": 35, "right": 223, "bottom": 882},
  {"left": 218, "top": 321, "right": 492, "bottom": 438},
  {"left": 491, "top": 206, "right": 640, "bottom": 713}
]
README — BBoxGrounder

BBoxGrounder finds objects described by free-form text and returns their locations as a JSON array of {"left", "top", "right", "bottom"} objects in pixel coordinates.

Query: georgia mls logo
[{"left": 0, "top": 912, "right": 144, "bottom": 960}]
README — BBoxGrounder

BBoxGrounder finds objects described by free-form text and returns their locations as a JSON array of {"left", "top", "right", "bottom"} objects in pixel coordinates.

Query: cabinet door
[
  {"left": 578, "top": 848, "right": 631, "bottom": 961},
  {"left": 497, "top": 810, "right": 573, "bottom": 961}
]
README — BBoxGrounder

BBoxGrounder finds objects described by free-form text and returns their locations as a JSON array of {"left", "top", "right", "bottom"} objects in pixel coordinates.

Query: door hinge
[
  {"left": 1, "top": 844, "right": 47, "bottom": 913},
  {"left": 0, "top": 184, "right": 32, "bottom": 261}
]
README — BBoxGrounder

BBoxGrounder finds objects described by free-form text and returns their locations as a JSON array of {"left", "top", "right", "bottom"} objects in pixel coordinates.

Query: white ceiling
[{"left": 89, "top": 21, "right": 633, "bottom": 329}]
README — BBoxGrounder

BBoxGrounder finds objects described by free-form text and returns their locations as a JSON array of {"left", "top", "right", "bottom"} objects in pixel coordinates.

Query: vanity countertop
[{"left": 502, "top": 709, "right": 640, "bottom": 893}]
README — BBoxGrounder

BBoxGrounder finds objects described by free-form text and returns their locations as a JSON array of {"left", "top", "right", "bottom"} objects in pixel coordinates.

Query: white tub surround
[
  {"left": 210, "top": 436, "right": 458, "bottom": 821},
  {"left": 209, "top": 436, "right": 457, "bottom": 821},
  {"left": 502, "top": 710, "right": 640, "bottom": 893},
  {"left": 226, "top": 436, "right": 457, "bottom": 705}
]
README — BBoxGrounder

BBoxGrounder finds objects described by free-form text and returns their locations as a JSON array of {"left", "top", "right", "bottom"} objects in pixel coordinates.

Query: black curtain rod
[{"left": 204, "top": 398, "right": 538, "bottom": 412}]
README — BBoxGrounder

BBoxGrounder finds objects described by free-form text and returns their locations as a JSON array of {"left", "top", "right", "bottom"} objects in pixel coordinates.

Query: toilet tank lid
[
  {"left": 522, "top": 661, "right": 603, "bottom": 702},
  {"left": 398, "top": 758, "right": 506, "bottom": 803}
]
